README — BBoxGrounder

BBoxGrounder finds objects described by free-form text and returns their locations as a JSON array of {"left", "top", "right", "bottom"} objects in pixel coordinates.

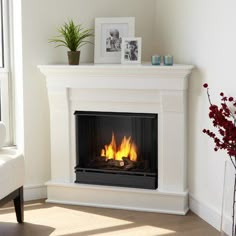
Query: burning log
[
  {"left": 90, "top": 156, "right": 125, "bottom": 168},
  {"left": 89, "top": 155, "right": 140, "bottom": 171},
  {"left": 122, "top": 157, "right": 136, "bottom": 170},
  {"left": 107, "top": 159, "right": 124, "bottom": 167}
]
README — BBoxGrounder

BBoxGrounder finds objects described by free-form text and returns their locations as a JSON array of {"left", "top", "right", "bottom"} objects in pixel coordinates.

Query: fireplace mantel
[
  {"left": 39, "top": 63, "right": 194, "bottom": 215},
  {"left": 39, "top": 64, "right": 192, "bottom": 89}
]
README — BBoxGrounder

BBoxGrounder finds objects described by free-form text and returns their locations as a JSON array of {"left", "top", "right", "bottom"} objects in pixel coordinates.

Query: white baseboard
[
  {"left": 189, "top": 193, "right": 221, "bottom": 231},
  {"left": 23, "top": 184, "right": 47, "bottom": 201}
]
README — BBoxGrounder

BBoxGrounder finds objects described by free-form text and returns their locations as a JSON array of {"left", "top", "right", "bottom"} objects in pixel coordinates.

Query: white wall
[
  {"left": 156, "top": 0, "right": 236, "bottom": 229},
  {"left": 20, "top": 0, "right": 156, "bottom": 199}
]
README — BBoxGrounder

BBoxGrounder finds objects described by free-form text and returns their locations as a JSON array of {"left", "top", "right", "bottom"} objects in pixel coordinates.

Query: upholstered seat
[
  {"left": 0, "top": 148, "right": 24, "bottom": 223},
  {"left": 0, "top": 122, "right": 24, "bottom": 223},
  {"left": 0, "top": 149, "right": 24, "bottom": 199}
]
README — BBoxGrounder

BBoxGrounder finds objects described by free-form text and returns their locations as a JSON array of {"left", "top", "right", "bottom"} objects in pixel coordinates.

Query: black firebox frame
[
  {"left": 75, "top": 168, "right": 157, "bottom": 189},
  {"left": 74, "top": 111, "right": 158, "bottom": 190}
]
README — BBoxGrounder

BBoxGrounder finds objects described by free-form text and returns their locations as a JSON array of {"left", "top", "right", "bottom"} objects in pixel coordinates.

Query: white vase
[{"left": 221, "top": 158, "right": 236, "bottom": 236}]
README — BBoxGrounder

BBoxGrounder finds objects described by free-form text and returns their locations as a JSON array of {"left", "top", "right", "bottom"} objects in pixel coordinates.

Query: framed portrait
[
  {"left": 121, "top": 37, "right": 142, "bottom": 64},
  {"left": 94, "top": 17, "right": 135, "bottom": 64}
]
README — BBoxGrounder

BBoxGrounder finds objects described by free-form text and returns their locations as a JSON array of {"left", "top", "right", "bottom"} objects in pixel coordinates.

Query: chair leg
[{"left": 13, "top": 186, "right": 24, "bottom": 223}]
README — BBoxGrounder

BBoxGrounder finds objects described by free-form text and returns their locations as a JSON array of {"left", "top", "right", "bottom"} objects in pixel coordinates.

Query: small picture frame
[
  {"left": 94, "top": 17, "right": 135, "bottom": 64},
  {"left": 121, "top": 37, "right": 142, "bottom": 64}
]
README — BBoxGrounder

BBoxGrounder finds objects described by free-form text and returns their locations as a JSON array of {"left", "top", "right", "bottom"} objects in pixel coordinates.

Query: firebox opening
[{"left": 74, "top": 111, "right": 158, "bottom": 189}]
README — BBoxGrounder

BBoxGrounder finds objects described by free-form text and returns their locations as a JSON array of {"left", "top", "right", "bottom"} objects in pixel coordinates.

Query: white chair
[{"left": 0, "top": 122, "right": 24, "bottom": 223}]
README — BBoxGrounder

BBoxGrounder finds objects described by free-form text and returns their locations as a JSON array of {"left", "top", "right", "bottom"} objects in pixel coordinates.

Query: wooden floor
[{"left": 0, "top": 200, "right": 219, "bottom": 236}]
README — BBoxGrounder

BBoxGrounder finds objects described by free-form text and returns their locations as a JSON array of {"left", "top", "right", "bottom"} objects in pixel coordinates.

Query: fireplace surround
[{"left": 39, "top": 63, "right": 193, "bottom": 214}]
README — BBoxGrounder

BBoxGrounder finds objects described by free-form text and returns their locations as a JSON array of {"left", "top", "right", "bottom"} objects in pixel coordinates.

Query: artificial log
[
  {"left": 89, "top": 156, "right": 107, "bottom": 168},
  {"left": 89, "top": 156, "right": 140, "bottom": 171},
  {"left": 90, "top": 156, "right": 125, "bottom": 168},
  {"left": 122, "top": 157, "right": 135, "bottom": 170},
  {"left": 107, "top": 159, "right": 124, "bottom": 167}
]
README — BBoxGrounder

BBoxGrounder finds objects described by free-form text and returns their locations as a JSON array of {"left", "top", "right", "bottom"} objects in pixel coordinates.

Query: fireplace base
[
  {"left": 46, "top": 181, "right": 188, "bottom": 215},
  {"left": 75, "top": 167, "right": 157, "bottom": 189}
]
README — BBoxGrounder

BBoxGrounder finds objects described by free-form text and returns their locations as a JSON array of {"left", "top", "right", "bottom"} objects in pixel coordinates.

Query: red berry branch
[
  {"left": 203, "top": 83, "right": 236, "bottom": 160},
  {"left": 203, "top": 83, "right": 236, "bottom": 236}
]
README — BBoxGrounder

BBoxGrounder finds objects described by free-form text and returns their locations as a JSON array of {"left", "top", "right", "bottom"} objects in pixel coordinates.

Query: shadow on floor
[{"left": 0, "top": 222, "right": 55, "bottom": 236}]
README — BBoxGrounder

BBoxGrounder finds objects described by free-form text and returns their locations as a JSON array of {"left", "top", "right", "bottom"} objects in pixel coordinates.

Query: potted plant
[{"left": 49, "top": 19, "right": 93, "bottom": 65}]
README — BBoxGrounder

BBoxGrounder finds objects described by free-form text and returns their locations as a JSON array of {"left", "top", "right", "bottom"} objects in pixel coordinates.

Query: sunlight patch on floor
[
  {"left": 0, "top": 205, "right": 177, "bottom": 236},
  {"left": 34, "top": 206, "right": 133, "bottom": 235},
  {"left": 0, "top": 206, "right": 129, "bottom": 234}
]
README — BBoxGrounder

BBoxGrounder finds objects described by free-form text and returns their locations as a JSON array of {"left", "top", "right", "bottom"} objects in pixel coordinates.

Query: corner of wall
[{"left": 189, "top": 193, "right": 221, "bottom": 231}]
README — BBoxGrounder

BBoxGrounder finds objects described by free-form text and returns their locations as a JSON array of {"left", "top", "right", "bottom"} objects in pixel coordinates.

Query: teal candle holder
[
  {"left": 163, "top": 55, "right": 174, "bottom": 66},
  {"left": 151, "top": 55, "right": 161, "bottom": 65}
]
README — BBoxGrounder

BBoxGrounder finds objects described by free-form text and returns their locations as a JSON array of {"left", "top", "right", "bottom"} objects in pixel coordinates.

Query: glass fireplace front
[{"left": 74, "top": 111, "right": 158, "bottom": 189}]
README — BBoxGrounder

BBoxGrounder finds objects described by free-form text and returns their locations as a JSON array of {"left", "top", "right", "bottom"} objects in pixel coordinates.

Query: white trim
[
  {"left": 0, "top": 0, "right": 13, "bottom": 145},
  {"left": 189, "top": 193, "right": 221, "bottom": 231},
  {"left": 23, "top": 184, "right": 47, "bottom": 201},
  {"left": 0, "top": 70, "right": 10, "bottom": 143},
  {"left": 8, "top": 0, "right": 24, "bottom": 149},
  {"left": 2, "top": 0, "right": 10, "bottom": 69}
]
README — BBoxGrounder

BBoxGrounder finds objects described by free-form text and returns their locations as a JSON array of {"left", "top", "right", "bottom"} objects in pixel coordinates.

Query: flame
[{"left": 101, "top": 132, "right": 137, "bottom": 162}]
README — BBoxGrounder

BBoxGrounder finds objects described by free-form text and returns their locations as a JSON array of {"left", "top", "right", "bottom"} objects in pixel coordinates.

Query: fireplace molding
[{"left": 39, "top": 63, "right": 193, "bottom": 215}]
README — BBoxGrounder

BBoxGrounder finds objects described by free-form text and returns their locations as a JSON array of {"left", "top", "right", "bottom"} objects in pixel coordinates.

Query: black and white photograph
[
  {"left": 94, "top": 17, "right": 135, "bottom": 64},
  {"left": 102, "top": 24, "right": 128, "bottom": 55},
  {"left": 106, "top": 28, "right": 122, "bottom": 52},
  {"left": 121, "top": 37, "right": 142, "bottom": 64}
]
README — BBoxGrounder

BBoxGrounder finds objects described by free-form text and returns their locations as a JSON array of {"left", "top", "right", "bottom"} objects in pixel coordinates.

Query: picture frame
[
  {"left": 94, "top": 17, "right": 135, "bottom": 64},
  {"left": 121, "top": 37, "right": 142, "bottom": 64}
]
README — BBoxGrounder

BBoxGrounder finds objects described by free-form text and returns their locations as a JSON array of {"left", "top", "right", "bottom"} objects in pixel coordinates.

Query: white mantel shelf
[
  {"left": 38, "top": 63, "right": 193, "bottom": 75},
  {"left": 38, "top": 63, "right": 193, "bottom": 90},
  {"left": 39, "top": 63, "right": 194, "bottom": 215}
]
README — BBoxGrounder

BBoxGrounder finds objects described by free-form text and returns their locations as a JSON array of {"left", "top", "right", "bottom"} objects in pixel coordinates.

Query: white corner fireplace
[{"left": 39, "top": 63, "right": 193, "bottom": 215}]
